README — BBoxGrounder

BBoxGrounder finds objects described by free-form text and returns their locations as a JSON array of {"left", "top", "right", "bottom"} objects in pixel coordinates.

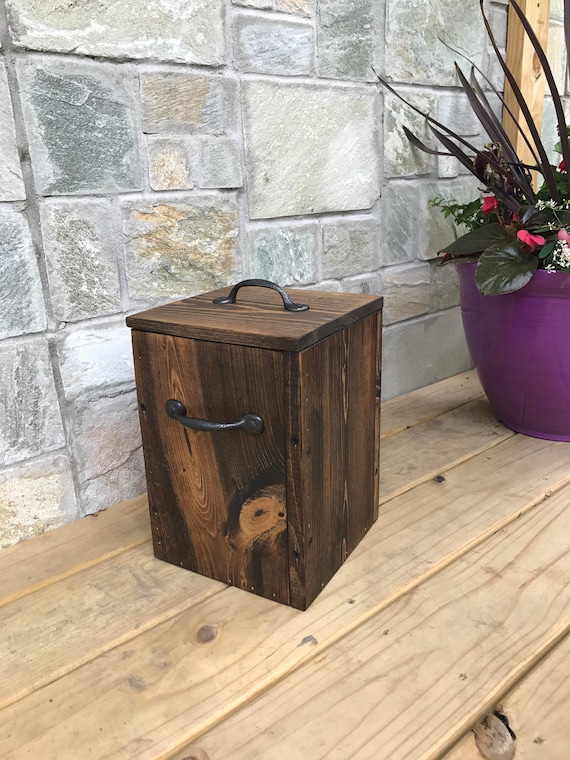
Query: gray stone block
[
  {"left": 0, "top": 340, "right": 66, "bottom": 467},
  {"left": 244, "top": 81, "right": 380, "bottom": 218},
  {"left": 233, "top": 0, "right": 272, "bottom": 8},
  {"left": 68, "top": 389, "right": 145, "bottom": 515},
  {"left": 301, "top": 279, "right": 342, "bottom": 292},
  {"left": 0, "top": 206, "right": 46, "bottom": 339},
  {"left": 122, "top": 195, "right": 239, "bottom": 301},
  {"left": 249, "top": 225, "right": 316, "bottom": 285},
  {"left": 385, "top": 0, "right": 487, "bottom": 86},
  {"left": 380, "top": 181, "right": 420, "bottom": 265},
  {"left": 56, "top": 322, "right": 135, "bottom": 401},
  {"left": 6, "top": 0, "right": 225, "bottom": 65},
  {"left": 340, "top": 273, "right": 382, "bottom": 295},
  {"left": 383, "top": 90, "right": 436, "bottom": 178},
  {"left": 141, "top": 73, "right": 236, "bottom": 135},
  {"left": 551, "top": 0, "right": 564, "bottom": 20},
  {"left": 381, "top": 308, "right": 472, "bottom": 400},
  {"left": 547, "top": 22, "right": 566, "bottom": 94},
  {"left": 437, "top": 93, "right": 481, "bottom": 136},
  {"left": 430, "top": 260, "right": 460, "bottom": 312},
  {"left": 542, "top": 98, "right": 560, "bottom": 164},
  {"left": 489, "top": 4, "right": 508, "bottom": 48},
  {"left": 146, "top": 136, "right": 195, "bottom": 191},
  {"left": 0, "top": 455, "right": 77, "bottom": 549},
  {"left": 418, "top": 177, "right": 481, "bottom": 260},
  {"left": 322, "top": 218, "right": 378, "bottom": 278},
  {"left": 317, "top": 0, "right": 377, "bottom": 81},
  {"left": 19, "top": 60, "right": 142, "bottom": 196},
  {"left": 198, "top": 137, "right": 243, "bottom": 189},
  {"left": 437, "top": 155, "right": 459, "bottom": 180},
  {"left": 235, "top": 15, "right": 314, "bottom": 75},
  {"left": 41, "top": 199, "right": 121, "bottom": 321},
  {"left": 0, "top": 61, "right": 25, "bottom": 201},
  {"left": 379, "top": 263, "right": 430, "bottom": 324}
]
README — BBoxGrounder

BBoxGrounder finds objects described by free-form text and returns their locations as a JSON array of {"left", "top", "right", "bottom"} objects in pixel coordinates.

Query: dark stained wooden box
[{"left": 126, "top": 280, "right": 383, "bottom": 610}]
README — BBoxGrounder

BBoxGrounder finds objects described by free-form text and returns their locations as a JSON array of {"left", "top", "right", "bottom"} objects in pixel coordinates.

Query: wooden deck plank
[
  {"left": 380, "top": 371, "right": 481, "bottom": 439},
  {"left": 173, "top": 483, "right": 570, "bottom": 760},
  {"left": 0, "top": 373, "right": 480, "bottom": 610},
  {"left": 0, "top": 494, "right": 150, "bottom": 608},
  {"left": 2, "top": 433, "right": 569, "bottom": 759},
  {"left": 443, "top": 626, "right": 570, "bottom": 758},
  {"left": 379, "top": 396, "right": 512, "bottom": 503},
  {"left": 0, "top": 542, "right": 223, "bottom": 712}
]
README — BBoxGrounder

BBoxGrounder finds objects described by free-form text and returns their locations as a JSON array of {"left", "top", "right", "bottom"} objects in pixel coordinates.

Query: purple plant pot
[{"left": 457, "top": 262, "right": 570, "bottom": 441}]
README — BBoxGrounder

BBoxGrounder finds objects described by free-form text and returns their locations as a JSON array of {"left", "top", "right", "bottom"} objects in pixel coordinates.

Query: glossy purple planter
[{"left": 458, "top": 262, "right": 570, "bottom": 441}]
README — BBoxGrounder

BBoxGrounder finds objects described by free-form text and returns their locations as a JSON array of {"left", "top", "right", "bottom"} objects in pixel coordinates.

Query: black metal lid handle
[
  {"left": 165, "top": 399, "right": 264, "bottom": 435},
  {"left": 213, "top": 279, "right": 309, "bottom": 312}
]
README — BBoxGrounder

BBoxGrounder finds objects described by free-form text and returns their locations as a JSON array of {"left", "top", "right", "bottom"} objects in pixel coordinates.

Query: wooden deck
[{"left": 2, "top": 371, "right": 570, "bottom": 759}]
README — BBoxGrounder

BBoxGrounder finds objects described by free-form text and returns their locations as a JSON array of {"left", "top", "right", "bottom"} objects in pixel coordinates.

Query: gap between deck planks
[{"left": 2, "top": 392, "right": 570, "bottom": 757}]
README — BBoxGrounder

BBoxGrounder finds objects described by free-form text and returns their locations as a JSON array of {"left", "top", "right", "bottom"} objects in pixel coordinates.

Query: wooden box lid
[{"left": 126, "top": 280, "right": 383, "bottom": 352}]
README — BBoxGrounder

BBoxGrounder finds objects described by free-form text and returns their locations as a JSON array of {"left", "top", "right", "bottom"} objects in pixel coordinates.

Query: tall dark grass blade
[
  {"left": 439, "top": 38, "right": 544, "bottom": 171},
  {"left": 480, "top": 0, "right": 560, "bottom": 200},
  {"left": 455, "top": 66, "right": 515, "bottom": 155},
  {"left": 380, "top": 75, "right": 516, "bottom": 168},
  {"left": 402, "top": 127, "right": 452, "bottom": 155},
  {"left": 381, "top": 72, "right": 537, "bottom": 204},
  {"left": 455, "top": 65, "right": 536, "bottom": 201},
  {"left": 468, "top": 68, "right": 542, "bottom": 172},
  {"left": 508, "top": 0, "right": 570, "bottom": 177}
]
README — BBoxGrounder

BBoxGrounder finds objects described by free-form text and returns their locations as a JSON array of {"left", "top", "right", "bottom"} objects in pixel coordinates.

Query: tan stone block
[
  {"left": 141, "top": 73, "right": 234, "bottom": 134},
  {"left": 0, "top": 456, "right": 77, "bottom": 549},
  {"left": 122, "top": 196, "right": 239, "bottom": 300},
  {"left": 275, "top": 0, "right": 311, "bottom": 15},
  {"left": 146, "top": 137, "right": 194, "bottom": 191}
]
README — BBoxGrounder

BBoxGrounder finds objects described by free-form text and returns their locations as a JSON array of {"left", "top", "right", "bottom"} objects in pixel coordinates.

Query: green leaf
[
  {"left": 525, "top": 208, "right": 570, "bottom": 228},
  {"left": 474, "top": 241, "right": 538, "bottom": 294},
  {"left": 438, "top": 223, "right": 506, "bottom": 256},
  {"left": 538, "top": 241, "right": 556, "bottom": 259}
]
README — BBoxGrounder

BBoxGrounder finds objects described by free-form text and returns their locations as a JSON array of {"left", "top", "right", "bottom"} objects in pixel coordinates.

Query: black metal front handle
[
  {"left": 213, "top": 279, "right": 309, "bottom": 312},
  {"left": 165, "top": 399, "right": 264, "bottom": 435}
]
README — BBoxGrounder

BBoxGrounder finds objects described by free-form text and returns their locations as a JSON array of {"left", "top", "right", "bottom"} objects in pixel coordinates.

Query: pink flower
[
  {"left": 481, "top": 196, "right": 499, "bottom": 214},
  {"left": 517, "top": 229, "right": 546, "bottom": 250},
  {"left": 558, "top": 229, "right": 570, "bottom": 243},
  {"left": 559, "top": 160, "right": 567, "bottom": 173}
]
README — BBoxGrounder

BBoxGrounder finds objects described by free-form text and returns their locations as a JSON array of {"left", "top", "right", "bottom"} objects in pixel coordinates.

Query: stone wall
[{"left": 0, "top": 0, "right": 543, "bottom": 547}]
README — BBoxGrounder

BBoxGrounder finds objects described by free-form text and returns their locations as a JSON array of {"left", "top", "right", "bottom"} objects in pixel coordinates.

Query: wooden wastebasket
[{"left": 127, "top": 279, "right": 383, "bottom": 609}]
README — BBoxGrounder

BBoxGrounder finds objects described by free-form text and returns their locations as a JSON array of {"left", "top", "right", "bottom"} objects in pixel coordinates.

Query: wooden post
[{"left": 502, "top": 0, "right": 551, "bottom": 181}]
